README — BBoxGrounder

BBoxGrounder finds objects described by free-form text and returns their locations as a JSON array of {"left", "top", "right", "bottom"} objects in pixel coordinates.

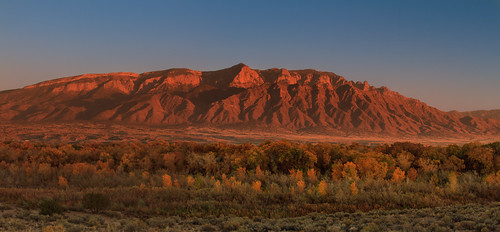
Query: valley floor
[{"left": 1, "top": 122, "right": 497, "bottom": 145}]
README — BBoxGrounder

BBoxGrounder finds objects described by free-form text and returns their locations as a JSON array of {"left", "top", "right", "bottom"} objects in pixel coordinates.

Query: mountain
[
  {"left": 1, "top": 63, "right": 499, "bottom": 136},
  {"left": 449, "top": 109, "right": 500, "bottom": 121}
]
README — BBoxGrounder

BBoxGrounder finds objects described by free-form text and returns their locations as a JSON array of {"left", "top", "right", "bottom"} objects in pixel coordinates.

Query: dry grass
[{"left": 0, "top": 202, "right": 498, "bottom": 231}]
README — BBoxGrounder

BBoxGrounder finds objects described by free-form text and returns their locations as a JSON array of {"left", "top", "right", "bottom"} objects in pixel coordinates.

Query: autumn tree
[
  {"left": 318, "top": 180, "right": 328, "bottom": 196},
  {"left": 331, "top": 163, "right": 343, "bottom": 181},
  {"left": 416, "top": 158, "right": 438, "bottom": 174},
  {"left": 396, "top": 151, "right": 414, "bottom": 171},
  {"left": 442, "top": 155, "right": 465, "bottom": 172},
  {"left": 162, "top": 174, "right": 172, "bottom": 187},
  {"left": 407, "top": 168, "right": 418, "bottom": 181},
  {"left": 255, "top": 165, "right": 264, "bottom": 179},
  {"left": 307, "top": 168, "right": 318, "bottom": 183},
  {"left": 260, "top": 141, "right": 317, "bottom": 173},
  {"left": 391, "top": 167, "right": 405, "bottom": 183},
  {"left": 463, "top": 143, "right": 494, "bottom": 174},
  {"left": 342, "top": 162, "right": 359, "bottom": 180},
  {"left": 350, "top": 182, "right": 359, "bottom": 195},
  {"left": 355, "top": 157, "right": 388, "bottom": 179},
  {"left": 252, "top": 180, "right": 262, "bottom": 192}
]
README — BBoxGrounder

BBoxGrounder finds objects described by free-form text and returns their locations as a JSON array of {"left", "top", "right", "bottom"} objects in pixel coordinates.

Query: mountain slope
[
  {"left": 450, "top": 109, "right": 500, "bottom": 121},
  {"left": 1, "top": 63, "right": 499, "bottom": 136}
]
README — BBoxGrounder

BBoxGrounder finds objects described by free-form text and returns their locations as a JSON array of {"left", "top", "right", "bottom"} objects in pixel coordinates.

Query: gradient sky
[{"left": 1, "top": 0, "right": 499, "bottom": 111}]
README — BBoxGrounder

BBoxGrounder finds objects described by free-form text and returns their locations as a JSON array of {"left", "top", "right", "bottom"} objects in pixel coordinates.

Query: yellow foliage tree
[
  {"left": 356, "top": 157, "right": 388, "bottom": 179},
  {"left": 447, "top": 172, "right": 459, "bottom": 192},
  {"left": 342, "top": 162, "right": 359, "bottom": 180}
]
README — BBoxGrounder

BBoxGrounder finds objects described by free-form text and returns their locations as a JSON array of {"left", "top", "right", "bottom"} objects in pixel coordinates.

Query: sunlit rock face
[{"left": 1, "top": 63, "right": 499, "bottom": 136}]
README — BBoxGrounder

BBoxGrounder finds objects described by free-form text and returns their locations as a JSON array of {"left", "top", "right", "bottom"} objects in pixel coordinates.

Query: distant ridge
[
  {"left": 1, "top": 63, "right": 499, "bottom": 136},
  {"left": 449, "top": 109, "right": 500, "bottom": 121}
]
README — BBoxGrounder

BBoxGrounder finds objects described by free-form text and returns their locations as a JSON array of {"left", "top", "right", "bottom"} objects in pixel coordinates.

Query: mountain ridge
[
  {"left": 449, "top": 109, "right": 500, "bottom": 121},
  {"left": 1, "top": 63, "right": 499, "bottom": 137}
]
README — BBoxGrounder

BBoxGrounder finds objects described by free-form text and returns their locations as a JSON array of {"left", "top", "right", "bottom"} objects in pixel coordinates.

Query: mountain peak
[{"left": 233, "top": 62, "right": 248, "bottom": 68}]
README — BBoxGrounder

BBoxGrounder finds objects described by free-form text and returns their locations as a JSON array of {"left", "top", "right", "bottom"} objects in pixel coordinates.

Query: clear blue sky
[{"left": 1, "top": 0, "right": 499, "bottom": 111}]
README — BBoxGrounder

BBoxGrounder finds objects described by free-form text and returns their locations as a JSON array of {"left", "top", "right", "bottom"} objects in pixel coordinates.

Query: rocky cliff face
[{"left": 1, "top": 63, "right": 499, "bottom": 136}]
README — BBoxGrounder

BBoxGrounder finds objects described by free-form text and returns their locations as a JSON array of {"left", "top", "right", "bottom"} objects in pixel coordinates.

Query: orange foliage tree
[
  {"left": 255, "top": 165, "right": 264, "bottom": 179},
  {"left": 391, "top": 167, "right": 405, "bottom": 183},
  {"left": 252, "top": 180, "right": 262, "bottom": 192},
  {"left": 355, "top": 157, "right": 388, "bottom": 179},
  {"left": 350, "top": 182, "right": 359, "bottom": 195},
  {"left": 58, "top": 176, "right": 68, "bottom": 188},
  {"left": 296, "top": 180, "right": 306, "bottom": 193},
  {"left": 307, "top": 168, "right": 318, "bottom": 183},
  {"left": 331, "top": 163, "right": 343, "bottom": 181},
  {"left": 318, "top": 180, "right": 327, "bottom": 196},
  {"left": 162, "top": 174, "right": 172, "bottom": 187},
  {"left": 407, "top": 168, "right": 418, "bottom": 181}
]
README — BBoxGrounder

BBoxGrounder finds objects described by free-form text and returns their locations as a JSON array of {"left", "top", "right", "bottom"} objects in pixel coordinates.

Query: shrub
[
  {"left": 82, "top": 193, "right": 110, "bottom": 213},
  {"left": 39, "top": 199, "right": 64, "bottom": 216},
  {"left": 41, "top": 225, "right": 65, "bottom": 232}
]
